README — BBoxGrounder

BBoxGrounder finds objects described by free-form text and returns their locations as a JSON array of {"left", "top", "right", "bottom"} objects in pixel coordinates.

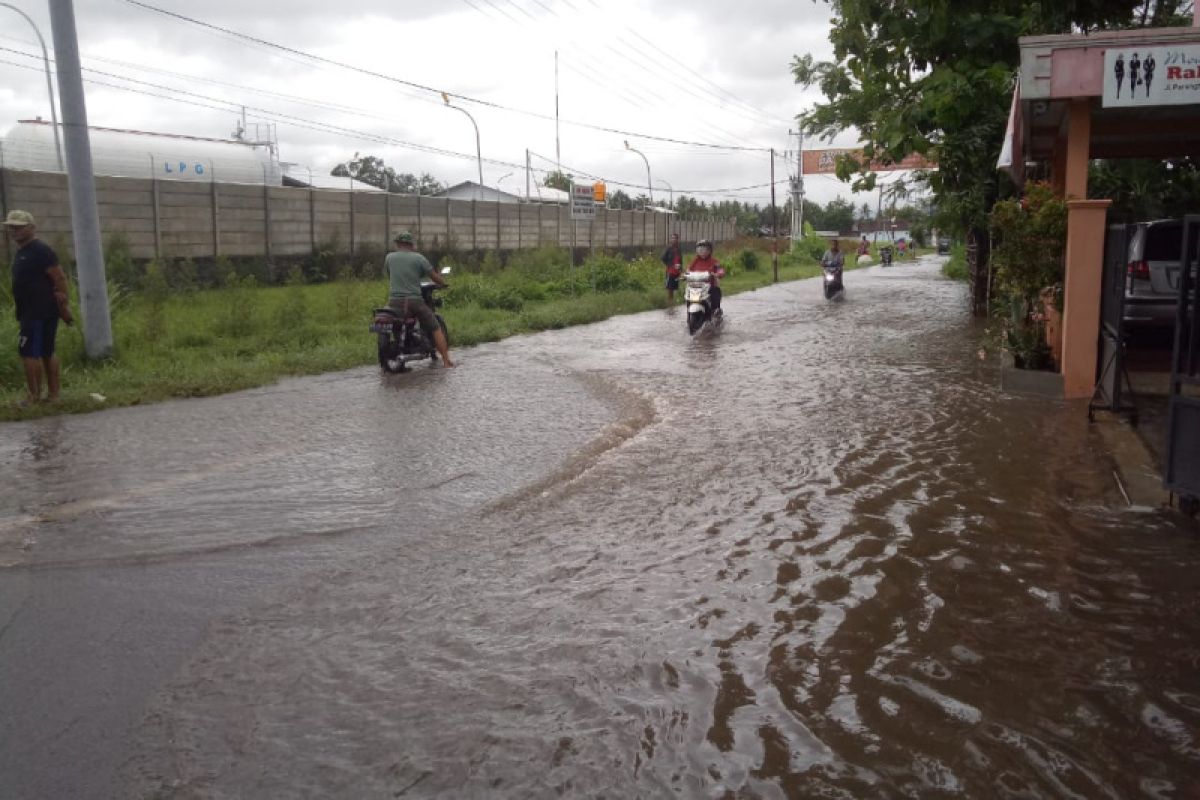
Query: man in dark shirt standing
[
  {"left": 661, "top": 232, "right": 683, "bottom": 304},
  {"left": 6, "top": 210, "right": 72, "bottom": 406}
]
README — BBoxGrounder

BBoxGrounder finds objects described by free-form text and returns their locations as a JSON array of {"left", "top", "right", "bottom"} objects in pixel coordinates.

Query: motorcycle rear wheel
[{"left": 378, "top": 334, "right": 407, "bottom": 373}]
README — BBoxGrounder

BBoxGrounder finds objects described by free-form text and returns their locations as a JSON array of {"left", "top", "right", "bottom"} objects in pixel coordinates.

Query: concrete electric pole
[
  {"left": 789, "top": 128, "right": 804, "bottom": 243},
  {"left": 48, "top": 0, "right": 112, "bottom": 358}
]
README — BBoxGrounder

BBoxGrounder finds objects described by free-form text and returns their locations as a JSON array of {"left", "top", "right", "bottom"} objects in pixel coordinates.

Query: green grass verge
[
  {"left": 0, "top": 244, "right": 845, "bottom": 421},
  {"left": 942, "top": 243, "right": 969, "bottom": 281}
]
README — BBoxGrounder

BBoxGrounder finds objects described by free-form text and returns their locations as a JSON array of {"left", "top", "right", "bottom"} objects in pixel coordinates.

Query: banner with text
[
  {"left": 801, "top": 149, "right": 936, "bottom": 175},
  {"left": 1103, "top": 44, "right": 1200, "bottom": 108}
]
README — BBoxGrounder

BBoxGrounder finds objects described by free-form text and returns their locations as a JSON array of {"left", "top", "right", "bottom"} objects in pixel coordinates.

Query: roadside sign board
[
  {"left": 570, "top": 182, "right": 596, "bottom": 220},
  {"left": 1103, "top": 44, "right": 1200, "bottom": 108}
]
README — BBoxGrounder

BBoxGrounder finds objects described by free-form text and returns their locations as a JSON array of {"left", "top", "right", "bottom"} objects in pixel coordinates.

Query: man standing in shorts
[
  {"left": 7, "top": 210, "right": 72, "bottom": 406},
  {"left": 384, "top": 231, "right": 454, "bottom": 367}
]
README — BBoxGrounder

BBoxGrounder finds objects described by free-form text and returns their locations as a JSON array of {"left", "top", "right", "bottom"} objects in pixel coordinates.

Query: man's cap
[
  {"left": 4, "top": 210, "right": 34, "bottom": 227},
  {"left": 393, "top": 231, "right": 414, "bottom": 244}
]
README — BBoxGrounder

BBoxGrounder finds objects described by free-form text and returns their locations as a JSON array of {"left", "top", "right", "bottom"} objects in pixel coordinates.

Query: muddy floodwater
[{"left": 3, "top": 257, "right": 1199, "bottom": 799}]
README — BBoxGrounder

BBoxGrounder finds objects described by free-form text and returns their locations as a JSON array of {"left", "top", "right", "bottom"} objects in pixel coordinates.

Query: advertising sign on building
[
  {"left": 570, "top": 182, "right": 596, "bottom": 220},
  {"left": 801, "top": 149, "right": 936, "bottom": 175},
  {"left": 1103, "top": 44, "right": 1200, "bottom": 108}
]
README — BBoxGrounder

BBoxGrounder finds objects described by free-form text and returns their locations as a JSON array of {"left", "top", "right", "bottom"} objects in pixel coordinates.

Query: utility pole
[
  {"left": 770, "top": 148, "right": 778, "bottom": 283},
  {"left": 874, "top": 181, "right": 884, "bottom": 244},
  {"left": 555, "top": 51, "right": 561, "bottom": 172},
  {"left": 788, "top": 127, "right": 804, "bottom": 243},
  {"left": 48, "top": 0, "right": 111, "bottom": 358}
]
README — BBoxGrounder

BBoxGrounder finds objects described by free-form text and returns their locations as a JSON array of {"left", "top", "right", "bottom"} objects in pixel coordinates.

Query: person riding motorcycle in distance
[
  {"left": 687, "top": 239, "right": 725, "bottom": 314},
  {"left": 385, "top": 231, "right": 455, "bottom": 367},
  {"left": 821, "top": 238, "right": 845, "bottom": 277}
]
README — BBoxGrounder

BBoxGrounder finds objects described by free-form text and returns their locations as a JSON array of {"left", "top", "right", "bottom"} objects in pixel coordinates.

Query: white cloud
[{"left": 0, "top": 0, "right": 881, "bottom": 208}]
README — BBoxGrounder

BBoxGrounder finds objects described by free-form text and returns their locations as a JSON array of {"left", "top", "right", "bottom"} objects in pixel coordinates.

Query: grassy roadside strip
[
  {"left": 942, "top": 243, "right": 968, "bottom": 280},
  {"left": 0, "top": 242, "right": 858, "bottom": 421}
]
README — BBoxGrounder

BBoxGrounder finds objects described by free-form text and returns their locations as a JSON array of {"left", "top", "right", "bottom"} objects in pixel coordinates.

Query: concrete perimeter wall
[{"left": 0, "top": 169, "right": 735, "bottom": 261}]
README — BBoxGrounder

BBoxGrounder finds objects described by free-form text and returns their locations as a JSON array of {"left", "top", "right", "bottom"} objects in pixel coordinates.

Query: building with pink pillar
[{"left": 1001, "top": 22, "right": 1200, "bottom": 399}]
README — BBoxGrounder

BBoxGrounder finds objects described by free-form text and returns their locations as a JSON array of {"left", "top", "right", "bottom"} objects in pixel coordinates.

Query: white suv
[{"left": 1125, "top": 220, "right": 1197, "bottom": 329}]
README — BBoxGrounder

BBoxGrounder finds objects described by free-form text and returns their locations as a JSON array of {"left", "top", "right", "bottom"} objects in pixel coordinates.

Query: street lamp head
[
  {"left": 441, "top": 91, "right": 451, "bottom": 106},
  {"left": 624, "top": 140, "right": 630, "bottom": 150}
]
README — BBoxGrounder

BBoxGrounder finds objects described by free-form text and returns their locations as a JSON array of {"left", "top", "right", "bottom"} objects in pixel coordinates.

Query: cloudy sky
[{"left": 0, "top": 0, "right": 870, "bottom": 207}]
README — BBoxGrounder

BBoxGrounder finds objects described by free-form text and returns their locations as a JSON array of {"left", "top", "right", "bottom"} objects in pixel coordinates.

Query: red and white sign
[
  {"left": 569, "top": 182, "right": 596, "bottom": 220},
  {"left": 1103, "top": 44, "right": 1200, "bottom": 108},
  {"left": 801, "top": 149, "right": 936, "bottom": 175}
]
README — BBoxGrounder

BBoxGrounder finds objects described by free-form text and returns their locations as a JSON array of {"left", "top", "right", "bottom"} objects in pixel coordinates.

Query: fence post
[
  {"left": 496, "top": 199, "right": 502, "bottom": 252},
  {"left": 348, "top": 180, "right": 356, "bottom": 257},
  {"left": 210, "top": 161, "right": 220, "bottom": 259},
  {"left": 262, "top": 163, "right": 272, "bottom": 275},
  {"left": 445, "top": 198, "right": 452, "bottom": 251},
  {"left": 416, "top": 193, "right": 422, "bottom": 247},
  {"left": 308, "top": 169, "right": 316, "bottom": 252},
  {"left": 151, "top": 155, "right": 161, "bottom": 259},
  {"left": 385, "top": 190, "right": 392, "bottom": 247},
  {"left": 517, "top": 202, "right": 522, "bottom": 250}
]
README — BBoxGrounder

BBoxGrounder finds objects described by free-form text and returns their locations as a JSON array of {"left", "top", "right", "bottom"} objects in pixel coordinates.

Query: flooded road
[{"left": 4, "top": 257, "right": 1200, "bottom": 798}]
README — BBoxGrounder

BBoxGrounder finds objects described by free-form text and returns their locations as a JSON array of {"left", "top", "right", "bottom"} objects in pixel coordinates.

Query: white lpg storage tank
[{"left": 1, "top": 119, "right": 283, "bottom": 184}]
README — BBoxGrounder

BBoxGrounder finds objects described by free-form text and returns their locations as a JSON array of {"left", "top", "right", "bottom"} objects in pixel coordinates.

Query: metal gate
[
  {"left": 1090, "top": 223, "right": 1137, "bottom": 421},
  {"left": 1165, "top": 214, "right": 1200, "bottom": 512}
]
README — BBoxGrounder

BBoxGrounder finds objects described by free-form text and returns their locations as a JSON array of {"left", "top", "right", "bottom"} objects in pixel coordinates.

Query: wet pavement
[{"left": 2, "top": 256, "right": 1199, "bottom": 799}]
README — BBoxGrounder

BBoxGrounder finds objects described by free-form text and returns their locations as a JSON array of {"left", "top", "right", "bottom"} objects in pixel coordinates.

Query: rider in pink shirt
[{"left": 687, "top": 239, "right": 725, "bottom": 311}]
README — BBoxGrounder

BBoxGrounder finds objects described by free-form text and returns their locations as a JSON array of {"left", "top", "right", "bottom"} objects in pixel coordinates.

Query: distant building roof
[
  {"left": 435, "top": 181, "right": 523, "bottom": 203},
  {"left": 520, "top": 185, "right": 569, "bottom": 204},
  {"left": 282, "top": 164, "right": 385, "bottom": 192},
  {"left": 433, "top": 181, "right": 571, "bottom": 204}
]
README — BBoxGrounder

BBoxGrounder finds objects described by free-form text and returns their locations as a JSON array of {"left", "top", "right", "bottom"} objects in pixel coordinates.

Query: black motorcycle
[
  {"left": 880, "top": 246, "right": 894, "bottom": 267},
  {"left": 822, "top": 263, "right": 844, "bottom": 300},
  {"left": 371, "top": 275, "right": 449, "bottom": 373}
]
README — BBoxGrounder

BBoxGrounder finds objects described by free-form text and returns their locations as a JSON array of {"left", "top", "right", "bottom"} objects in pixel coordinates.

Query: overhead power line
[
  {"left": 0, "top": 49, "right": 778, "bottom": 197},
  {"left": 121, "top": 0, "right": 771, "bottom": 153}
]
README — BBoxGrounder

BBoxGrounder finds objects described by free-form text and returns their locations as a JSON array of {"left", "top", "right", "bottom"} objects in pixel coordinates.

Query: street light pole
[
  {"left": 442, "top": 92, "right": 483, "bottom": 197},
  {"left": 623, "top": 140, "right": 653, "bottom": 206},
  {"left": 1, "top": 3, "right": 63, "bottom": 171},
  {"left": 656, "top": 178, "right": 673, "bottom": 208}
]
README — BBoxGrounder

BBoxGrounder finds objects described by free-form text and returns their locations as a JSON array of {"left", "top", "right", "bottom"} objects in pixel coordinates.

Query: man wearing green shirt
[{"left": 384, "top": 231, "right": 455, "bottom": 367}]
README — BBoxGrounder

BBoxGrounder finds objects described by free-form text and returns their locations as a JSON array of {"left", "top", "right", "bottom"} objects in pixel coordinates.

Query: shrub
[
  {"left": 733, "top": 248, "right": 761, "bottom": 272},
  {"left": 219, "top": 275, "right": 260, "bottom": 337},
  {"left": 303, "top": 235, "right": 340, "bottom": 283},
  {"left": 990, "top": 182, "right": 1067, "bottom": 306},
  {"left": 105, "top": 232, "right": 140, "bottom": 291},
  {"left": 142, "top": 260, "right": 169, "bottom": 342},
  {"left": 988, "top": 182, "right": 1068, "bottom": 371},
  {"left": 168, "top": 257, "right": 199, "bottom": 293},
  {"left": 794, "top": 235, "right": 827, "bottom": 263}
]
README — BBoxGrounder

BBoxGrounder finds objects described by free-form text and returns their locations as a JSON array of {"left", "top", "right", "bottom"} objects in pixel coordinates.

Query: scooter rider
[
  {"left": 687, "top": 239, "right": 725, "bottom": 313},
  {"left": 821, "top": 238, "right": 845, "bottom": 277},
  {"left": 384, "top": 231, "right": 455, "bottom": 367}
]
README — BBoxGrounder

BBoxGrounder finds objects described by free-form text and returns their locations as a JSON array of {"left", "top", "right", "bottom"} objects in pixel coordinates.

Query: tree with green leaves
[
  {"left": 331, "top": 153, "right": 444, "bottom": 195},
  {"left": 791, "top": 0, "right": 1169, "bottom": 309},
  {"left": 543, "top": 170, "right": 572, "bottom": 192},
  {"left": 607, "top": 189, "right": 635, "bottom": 210}
]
